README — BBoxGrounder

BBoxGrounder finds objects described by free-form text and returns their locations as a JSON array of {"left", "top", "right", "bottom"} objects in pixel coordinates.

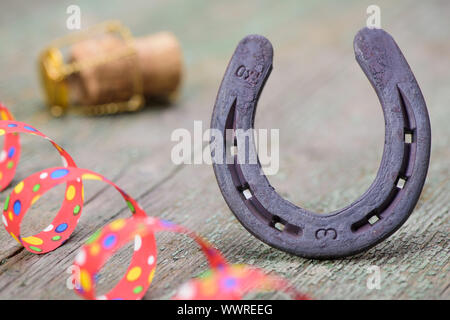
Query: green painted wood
[{"left": 0, "top": 0, "right": 448, "bottom": 299}]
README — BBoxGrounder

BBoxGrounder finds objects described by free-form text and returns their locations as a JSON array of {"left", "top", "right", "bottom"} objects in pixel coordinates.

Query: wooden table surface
[{"left": 0, "top": 0, "right": 448, "bottom": 299}]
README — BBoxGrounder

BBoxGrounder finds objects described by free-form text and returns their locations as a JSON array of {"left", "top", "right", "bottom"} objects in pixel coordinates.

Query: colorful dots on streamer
[
  {"left": 10, "top": 232, "right": 20, "bottom": 244},
  {"left": 134, "top": 235, "right": 142, "bottom": 251},
  {"left": 82, "top": 173, "right": 102, "bottom": 181},
  {"left": 66, "top": 185, "right": 76, "bottom": 201},
  {"left": 29, "top": 246, "right": 42, "bottom": 252},
  {"left": 80, "top": 270, "right": 92, "bottom": 291},
  {"left": 73, "top": 205, "right": 81, "bottom": 215},
  {"left": 133, "top": 286, "right": 143, "bottom": 294},
  {"left": 22, "top": 236, "right": 43, "bottom": 246},
  {"left": 89, "top": 243, "right": 100, "bottom": 256},
  {"left": 110, "top": 219, "right": 125, "bottom": 231},
  {"left": 31, "top": 195, "right": 40, "bottom": 205},
  {"left": 13, "top": 200, "right": 21, "bottom": 216},
  {"left": 14, "top": 181, "right": 24, "bottom": 194},
  {"left": 4, "top": 195, "right": 9, "bottom": 210},
  {"left": 8, "top": 147, "right": 15, "bottom": 158},
  {"left": 55, "top": 223, "right": 68, "bottom": 233},
  {"left": 126, "top": 267, "right": 142, "bottom": 282},
  {"left": 102, "top": 234, "right": 117, "bottom": 249},
  {"left": 161, "top": 219, "right": 176, "bottom": 228},
  {"left": 50, "top": 168, "right": 69, "bottom": 179},
  {"left": 126, "top": 201, "right": 135, "bottom": 213},
  {"left": 148, "top": 269, "right": 155, "bottom": 284},
  {"left": 0, "top": 104, "right": 307, "bottom": 301},
  {"left": 223, "top": 277, "right": 237, "bottom": 289},
  {"left": 23, "top": 125, "right": 37, "bottom": 132}
]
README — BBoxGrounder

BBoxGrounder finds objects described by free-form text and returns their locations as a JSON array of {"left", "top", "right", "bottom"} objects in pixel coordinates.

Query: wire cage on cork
[{"left": 38, "top": 21, "right": 183, "bottom": 116}]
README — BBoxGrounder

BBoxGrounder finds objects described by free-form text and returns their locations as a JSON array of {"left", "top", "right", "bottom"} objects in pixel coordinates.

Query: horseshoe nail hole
[
  {"left": 351, "top": 209, "right": 380, "bottom": 232},
  {"left": 236, "top": 182, "right": 249, "bottom": 191},
  {"left": 242, "top": 189, "right": 252, "bottom": 200},
  {"left": 269, "top": 216, "right": 302, "bottom": 236},
  {"left": 404, "top": 132, "right": 413, "bottom": 144},
  {"left": 274, "top": 222, "right": 285, "bottom": 232},
  {"left": 271, "top": 216, "right": 285, "bottom": 232},
  {"left": 396, "top": 177, "right": 407, "bottom": 189},
  {"left": 368, "top": 215, "right": 380, "bottom": 225}
]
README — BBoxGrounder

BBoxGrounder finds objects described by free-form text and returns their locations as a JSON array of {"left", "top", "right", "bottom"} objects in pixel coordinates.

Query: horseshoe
[{"left": 210, "top": 27, "right": 431, "bottom": 259}]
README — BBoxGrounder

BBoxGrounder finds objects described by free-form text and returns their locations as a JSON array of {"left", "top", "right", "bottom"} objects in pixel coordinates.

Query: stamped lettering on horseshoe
[
  {"left": 315, "top": 228, "right": 337, "bottom": 240},
  {"left": 235, "top": 65, "right": 262, "bottom": 86}
]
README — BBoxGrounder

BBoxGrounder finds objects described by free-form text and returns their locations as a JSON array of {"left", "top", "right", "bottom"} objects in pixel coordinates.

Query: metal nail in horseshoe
[{"left": 210, "top": 27, "right": 431, "bottom": 259}]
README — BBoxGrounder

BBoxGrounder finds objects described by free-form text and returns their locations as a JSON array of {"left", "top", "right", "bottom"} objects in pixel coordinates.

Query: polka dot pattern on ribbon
[{"left": 0, "top": 103, "right": 308, "bottom": 300}]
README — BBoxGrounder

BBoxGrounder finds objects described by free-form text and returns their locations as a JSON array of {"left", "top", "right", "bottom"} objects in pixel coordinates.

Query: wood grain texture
[{"left": 0, "top": 0, "right": 448, "bottom": 299}]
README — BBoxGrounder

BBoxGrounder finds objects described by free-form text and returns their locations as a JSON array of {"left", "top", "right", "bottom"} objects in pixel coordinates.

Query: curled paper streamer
[{"left": 0, "top": 103, "right": 308, "bottom": 300}]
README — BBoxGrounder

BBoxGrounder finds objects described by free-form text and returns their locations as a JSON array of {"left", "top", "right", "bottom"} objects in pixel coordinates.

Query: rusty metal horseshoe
[{"left": 210, "top": 27, "right": 431, "bottom": 259}]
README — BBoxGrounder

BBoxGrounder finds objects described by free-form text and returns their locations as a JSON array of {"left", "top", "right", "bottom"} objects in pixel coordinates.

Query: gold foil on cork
[{"left": 39, "top": 21, "right": 145, "bottom": 116}]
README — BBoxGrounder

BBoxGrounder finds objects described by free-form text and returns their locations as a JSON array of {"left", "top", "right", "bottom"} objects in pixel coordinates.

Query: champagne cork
[{"left": 67, "top": 31, "right": 183, "bottom": 107}]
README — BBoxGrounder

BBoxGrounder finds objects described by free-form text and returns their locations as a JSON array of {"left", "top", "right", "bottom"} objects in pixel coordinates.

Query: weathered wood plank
[{"left": 0, "top": 0, "right": 448, "bottom": 299}]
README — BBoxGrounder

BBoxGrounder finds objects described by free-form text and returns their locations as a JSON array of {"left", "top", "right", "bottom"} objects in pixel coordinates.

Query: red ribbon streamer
[{"left": 0, "top": 103, "right": 308, "bottom": 300}]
